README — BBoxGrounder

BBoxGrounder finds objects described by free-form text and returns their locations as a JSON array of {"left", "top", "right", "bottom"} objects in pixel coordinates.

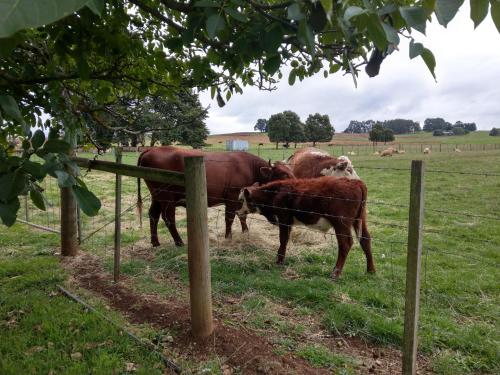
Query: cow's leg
[
  {"left": 359, "top": 218, "right": 376, "bottom": 274},
  {"left": 161, "top": 203, "right": 184, "bottom": 247},
  {"left": 149, "top": 200, "right": 162, "bottom": 247},
  {"left": 276, "top": 223, "right": 292, "bottom": 264},
  {"left": 331, "top": 225, "right": 354, "bottom": 280},
  {"left": 238, "top": 212, "right": 249, "bottom": 233},
  {"left": 224, "top": 204, "right": 236, "bottom": 239}
]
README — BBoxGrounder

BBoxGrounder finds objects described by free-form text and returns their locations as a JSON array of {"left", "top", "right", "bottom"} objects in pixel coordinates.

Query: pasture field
[
  {"left": 206, "top": 130, "right": 500, "bottom": 147},
  {"left": 1, "top": 148, "right": 499, "bottom": 374}
]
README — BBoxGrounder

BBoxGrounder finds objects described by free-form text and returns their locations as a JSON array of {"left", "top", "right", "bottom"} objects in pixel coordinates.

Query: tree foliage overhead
[
  {"left": 1, "top": 0, "right": 499, "bottom": 226},
  {"left": 304, "top": 113, "right": 334, "bottom": 146}
]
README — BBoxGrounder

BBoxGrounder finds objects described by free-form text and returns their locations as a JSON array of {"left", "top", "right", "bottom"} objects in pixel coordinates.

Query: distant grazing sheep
[
  {"left": 347, "top": 151, "right": 356, "bottom": 156},
  {"left": 373, "top": 151, "right": 380, "bottom": 155},
  {"left": 380, "top": 148, "right": 394, "bottom": 157},
  {"left": 398, "top": 150, "right": 406, "bottom": 154},
  {"left": 455, "top": 148, "right": 462, "bottom": 153},
  {"left": 423, "top": 147, "right": 431, "bottom": 154}
]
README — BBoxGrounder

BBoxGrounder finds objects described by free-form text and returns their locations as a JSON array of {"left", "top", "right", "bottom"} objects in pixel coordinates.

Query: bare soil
[{"left": 62, "top": 254, "right": 330, "bottom": 374}]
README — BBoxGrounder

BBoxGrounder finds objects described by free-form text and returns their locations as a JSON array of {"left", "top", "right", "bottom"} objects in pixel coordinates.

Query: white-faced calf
[{"left": 238, "top": 177, "right": 376, "bottom": 280}]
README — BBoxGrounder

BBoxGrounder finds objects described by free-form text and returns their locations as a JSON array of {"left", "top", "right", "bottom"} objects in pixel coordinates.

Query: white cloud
[{"left": 201, "top": 4, "right": 500, "bottom": 133}]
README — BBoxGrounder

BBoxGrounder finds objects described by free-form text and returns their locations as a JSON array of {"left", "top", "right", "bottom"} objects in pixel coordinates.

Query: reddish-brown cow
[
  {"left": 237, "top": 177, "right": 375, "bottom": 280},
  {"left": 286, "top": 147, "right": 359, "bottom": 179},
  {"left": 137, "top": 146, "right": 294, "bottom": 247}
]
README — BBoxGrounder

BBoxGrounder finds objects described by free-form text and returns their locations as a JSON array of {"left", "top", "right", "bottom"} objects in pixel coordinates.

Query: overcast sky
[{"left": 200, "top": 4, "right": 500, "bottom": 133}]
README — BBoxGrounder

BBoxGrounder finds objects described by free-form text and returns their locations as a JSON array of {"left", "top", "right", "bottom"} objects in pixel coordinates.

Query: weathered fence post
[
  {"left": 60, "top": 135, "right": 79, "bottom": 256},
  {"left": 184, "top": 156, "right": 213, "bottom": 338},
  {"left": 114, "top": 147, "right": 123, "bottom": 283},
  {"left": 402, "top": 160, "right": 425, "bottom": 375}
]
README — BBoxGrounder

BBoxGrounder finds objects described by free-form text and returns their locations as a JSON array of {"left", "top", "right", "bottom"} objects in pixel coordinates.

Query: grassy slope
[{"left": 0, "top": 226, "right": 164, "bottom": 375}]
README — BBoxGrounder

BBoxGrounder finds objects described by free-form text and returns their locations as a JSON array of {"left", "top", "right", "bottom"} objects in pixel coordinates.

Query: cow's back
[{"left": 138, "top": 146, "right": 266, "bottom": 203}]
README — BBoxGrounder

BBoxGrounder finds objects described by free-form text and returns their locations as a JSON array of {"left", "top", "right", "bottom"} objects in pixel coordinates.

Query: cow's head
[
  {"left": 259, "top": 160, "right": 295, "bottom": 182},
  {"left": 320, "top": 156, "right": 360, "bottom": 179},
  {"left": 237, "top": 185, "right": 259, "bottom": 215}
]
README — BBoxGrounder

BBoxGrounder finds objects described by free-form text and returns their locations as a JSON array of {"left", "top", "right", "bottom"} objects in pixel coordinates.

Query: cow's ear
[
  {"left": 260, "top": 166, "right": 272, "bottom": 178},
  {"left": 244, "top": 188, "right": 251, "bottom": 198},
  {"left": 335, "top": 160, "right": 348, "bottom": 171},
  {"left": 268, "top": 159, "right": 272, "bottom": 166}
]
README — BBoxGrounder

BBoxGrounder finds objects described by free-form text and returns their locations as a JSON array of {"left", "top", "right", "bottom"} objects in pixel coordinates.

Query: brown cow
[
  {"left": 137, "top": 146, "right": 295, "bottom": 247},
  {"left": 286, "top": 147, "right": 359, "bottom": 179},
  {"left": 237, "top": 177, "right": 375, "bottom": 280}
]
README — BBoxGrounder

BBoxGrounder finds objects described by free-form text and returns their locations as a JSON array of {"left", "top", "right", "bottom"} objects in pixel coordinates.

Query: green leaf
[
  {"left": 206, "top": 14, "right": 225, "bottom": 39},
  {"left": 344, "top": 6, "right": 366, "bottom": 21},
  {"left": 21, "top": 160, "right": 46, "bottom": 179},
  {"left": 470, "top": 0, "right": 489, "bottom": 28},
  {"left": 409, "top": 40, "right": 424, "bottom": 59},
  {"left": 0, "top": 198, "right": 20, "bottom": 226},
  {"left": 216, "top": 91, "right": 225, "bottom": 107},
  {"left": 366, "top": 13, "right": 388, "bottom": 50},
  {"left": 421, "top": 47, "right": 436, "bottom": 79},
  {"left": 194, "top": 0, "right": 219, "bottom": 7},
  {"left": 31, "top": 130, "right": 45, "bottom": 150},
  {"left": 72, "top": 185, "right": 101, "bottom": 216},
  {"left": 491, "top": 0, "right": 500, "bottom": 33},
  {"left": 298, "top": 21, "right": 315, "bottom": 54},
  {"left": 435, "top": 0, "right": 464, "bottom": 27},
  {"left": 38, "top": 139, "right": 71, "bottom": 155},
  {"left": 0, "top": 171, "right": 26, "bottom": 202},
  {"left": 263, "top": 25, "right": 284, "bottom": 53},
  {"left": 310, "top": 3, "right": 327, "bottom": 32},
  {"left": 399, "top": 6, "right": 427, "bottom": 34},
  {"left": 55, "top": 170, "right": 75, "bottom": 188},
  {"left": 224, "top": 7, "right": 248, "bottom": 23},
  {"left": 210, "top": 86, "right": 217, "bottom": 99},
  {"left": 0, "top": 95, "right": 24, "bottom": 124},
  {"left": 382, "top": 23, "right": 399, "bottom": 45},
  {"left": 30, "top": 189, "right": 46, "bottom": 211},
  {"left": 86, "top": 0, "right": 104, "bottom": 16},
  {"left": 263, "top": 55, "right": 281, "bottom": 75},
  {"left": 288, "top": 70, "right": 296, "bottom": 85},
  {"left": 320, "top": 0, "right": 333, "bottom": 20},
  {"left": 287, "top": 3, "right": 304, "bottom": 20},
  {"left": 0, "top": 0, "right": 91, "bottom": 38}
]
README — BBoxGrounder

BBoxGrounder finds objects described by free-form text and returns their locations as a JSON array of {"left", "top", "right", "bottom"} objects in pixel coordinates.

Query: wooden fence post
[
  {"left": 402, "top": 160, "right": 425, "bottom": 375},
  {"left": 184, "top": 156, "right": 213, "bottom": 338},
  {"left": 114, "top": 147, "right": 123, "bottom": 283},
  {"left": 60, "top": 186, "right": 79, "bottom": 256},
  {"left": 60, "top": 134, "right": 78, "bottom": 256}
]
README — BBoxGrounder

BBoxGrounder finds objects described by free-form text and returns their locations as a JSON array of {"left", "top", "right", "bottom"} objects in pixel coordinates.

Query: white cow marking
[{"left": 293, "top": 217, "right": 332, "bottom": 232}]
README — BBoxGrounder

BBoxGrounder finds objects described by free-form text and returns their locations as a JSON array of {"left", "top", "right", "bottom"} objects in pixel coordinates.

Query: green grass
[{"left": 0, "top": 225, "right": 165, "bottom": 375}]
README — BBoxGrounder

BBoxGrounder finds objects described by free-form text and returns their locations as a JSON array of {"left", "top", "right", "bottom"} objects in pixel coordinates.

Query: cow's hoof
[
  {"left": 152, "top": 240, "right": 160, "bottom": 247},
  {"left": 331, "top": 269, "right": 341, "bottom": 281},
  {"left": 225, "top": 234, "right": 232, "bottom": 240},
  {"left": 175, "top": 241, "right": 185, "bottom": 247},
  {"left": 276, "top": 258, "right": 284, "bottom": 265},
  {"left": 367, "top": 269, "right": 376, "bottom": 274}
]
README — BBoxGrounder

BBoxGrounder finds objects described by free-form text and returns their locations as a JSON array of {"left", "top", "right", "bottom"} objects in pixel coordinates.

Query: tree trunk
[
  {"left": 313, "top": 141, "right": 316, "bottom": 147},
  {"left": 275, "top": 142, "right": 278, "bottom": 149}
]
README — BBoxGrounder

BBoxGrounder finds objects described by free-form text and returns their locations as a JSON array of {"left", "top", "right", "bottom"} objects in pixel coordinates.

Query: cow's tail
[{"left": 353, "top": 181, "right": 367, "bottom": 241}]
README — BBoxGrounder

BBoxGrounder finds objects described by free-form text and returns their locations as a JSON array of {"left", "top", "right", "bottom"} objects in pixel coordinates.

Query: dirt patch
[{"left": 62, "top": 253, "right": 330, "bottom": 374}]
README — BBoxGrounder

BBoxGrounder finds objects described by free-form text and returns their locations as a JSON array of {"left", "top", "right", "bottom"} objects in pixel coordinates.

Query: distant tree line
[
  {"left": 344, "top": 119, "right": 420, "bottom": 134},
  {"left": 425, "top": 118, "right": 477, "bottom": 136},
  {"left": 257, "top": 111, "right": 335, "bottom": 148},
  {"left": 82, "top": 92, "right": 209, "bottom": 150}
]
